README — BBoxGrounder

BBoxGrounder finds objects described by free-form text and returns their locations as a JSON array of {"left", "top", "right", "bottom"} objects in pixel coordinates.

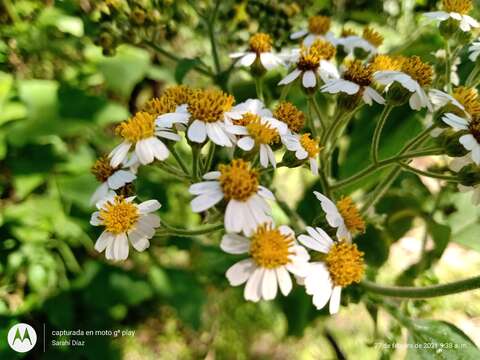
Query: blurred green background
[{"left": 1, "top": 0, "right": 480, "bottom": 359}]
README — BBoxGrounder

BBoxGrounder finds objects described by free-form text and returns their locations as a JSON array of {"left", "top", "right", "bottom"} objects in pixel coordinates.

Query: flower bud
[
  {"left": 385, "top": 81, "right": 411, "bottom": 106},
  {"left": 458, "top": 164, "right": 480, "bottom": 186},
  {"left": 439, "top": 129, "right": 469, "bottom": 157},
  {"left": 338, "top": 92, "right": 361, "bottom": 111},
  {"left": 250, "top": 57, "right": 267, "bottom": 78},
  {"left": 439, "top": 18, "right": 458, "bottom": 39},
  {"left": 454, "top": 29, "right": 473, "bottom": 45}
]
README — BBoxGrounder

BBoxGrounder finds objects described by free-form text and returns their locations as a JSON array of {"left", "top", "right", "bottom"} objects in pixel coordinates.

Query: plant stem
[
  {"left": 279, "top": 82, "right": 293, "bottom": 102},
  {"left": 310, "top": 96, "right": 326, "bottom": 136},
  {"left": 361, "top": 167, "right": 402, "bottom": 214},
  {"left": 3, "top": 0, "right": 19, "bottom": 23},
  {"left": 207, "top": 0, "right": 222, "bottom": 74},
  {"left": 192, "top": 146, "right": 201, "bottom": 181},
  {"left": 361, "top": 276, "right": 480, "bottom": 298},
  {"left": 170, "top": 146, "right": 191, "bottom": 177},
  {"left": 203, "top": 143, "right": 216, "bottom": 173},
  {"left": 255, "top": 77, "right": 264, "bottom": 102},
  {"left": 276, "top": 198, "right": 304, "bottom": 232},
  {"left": 371, "top": 105, "right": 393, "bottom": 164},
  {"left": 397, "top": 162, "right": 460, "bottom": 181},
  {"left": 445, "top": 41, "right": 452, "bottom": 93}
]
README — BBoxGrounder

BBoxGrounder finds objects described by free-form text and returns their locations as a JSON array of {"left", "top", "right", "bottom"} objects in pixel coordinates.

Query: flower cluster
[{"left": 89, "top": 3, "right": 480, "bottom": 315}]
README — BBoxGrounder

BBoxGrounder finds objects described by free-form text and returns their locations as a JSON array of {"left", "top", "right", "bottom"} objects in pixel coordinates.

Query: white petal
[
  {"left": 302, "top": 70, "right": 317, "bottom": 88},
  {"left": 149, "top": 137, "right": 170, "bottom": 161},
  {"left": 442, "top": 113, "right": 469, "bottom": 130},
  {"left": 226, "top": 259, "right": 256, "bottom": 286},
  {"left": 260, "top": 53, "right": 283, "bottom": 70},
  {"left": 189, "top": 181, "right": 221, "bottom": 195},
  {"left": 276, "top": 267, "right": 292, "bottom": 296},
  {"left": 128, "top": 231, "right": 150, "bottom": 252},
  {"left": 258, "top": 186, "right": 275, "bottom": 201},
  {"left": 262, "top": 269, "right": 278, "bottom": 300},
  {"left": 290, "top": 29, "right": 308, "bottom": 39},
  {"left": 220, "top": 233, "right": 250, "bottom": 254},
  {"left": 459, "top": 134, "right": 478, "bottom": 150},
  {"left": 137, "top": 199, "right": 161, "bottom": 213},
  {"left": 259, "top": 145, "right": 269, "bottom": 168},
  {"left": 239, "top": 53, "right": 257, "bottom": 67},
  {"left": 94, "top": 231, "right": 114, "bottom": 253},
  {"left": 107, "top": 170, "right": 136, "bottom": 190},
  {"left": 224, "top": 200, "right": 243, "bottom": 233},
  {"left": 190, "top": 191, "right": 224, "bottom": 212},
  {"left": 90, "top": 182, "right": 110, "bottom": 206},
  {"left": 203, "top": 171, "right": 221, "bottom": 180},
  {"left": 109, "top": 141, "right": 132, "bottom": 167},
  {"left": 329, "top": 286, "right": 342, "bottom": 314},
  {"left": 278, "top": 69, "right": 301, "bottom": 85},
  {"left": 187, "top": 120, "right": 207, "bottom": 143},
  {"left": 244, "top": 267, "right": 264, "bottom": 302},
  {"left": 90, "top": 211, "right": 102, "bottom": 226},
  {"left": 238, "top": 136, "right": 255, "bottom": 151},
  {"left": 155, "top": 112, "right": 190, "bottom": 128},
  {"left": 206, "top": 122, "right": 232, "bottom": 147},
  {"left": 321, "top": 79, "right": 359, "bottom": 95},
  {"left": 135, "top": 139, "right": 154, "bottom": 165},
  {"left": 364, "top": 86, "right": 385, "bottom": 105},
  {"left": 110, "top": 233, "right": 129, "bottom": 261}
]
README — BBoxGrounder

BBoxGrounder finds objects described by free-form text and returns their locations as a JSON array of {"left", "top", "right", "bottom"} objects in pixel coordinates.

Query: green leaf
[
  {"left": 446, "top": 193, "right": 480, "bottom": 252},
  {"left": 175, "top": 58, "right": 202, "bottom": 83},
  {"left": 355, "top": 225, "right": 390, "bottom": 268},
  {"left": 426, "top": 219, "right": 451, "bottom": 259},
  {"left": 407, "top": 320, "right": 480, "bottom": 359}
]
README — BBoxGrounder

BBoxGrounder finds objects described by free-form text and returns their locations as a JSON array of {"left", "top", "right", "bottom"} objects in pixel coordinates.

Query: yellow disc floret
[
  {"left": 308, "top": 15, "right": 331, "bottom": 35},
  {"left": 142, "top": 95, "right": 177, "bottom": 117},
  {"left": 370, "top": 54, "right": 403, "bottom": 72},
  {"left": 249, "top": 33, "right": 272, "bottom": 53},
  {"left": 250, "top": 224, "right": 294, "bottom": 268},
  {"left": 163, "top": 85, "right": 194, "bottom": 106},
  {"left": 300, "top": 133, "right": 321, "bottom": 158},
  {"left": 219, "top": 159, "right": 259, "bottom": 201},
  {"left": 99, "top": 196, "right": 139, "bottom": 234},
  {"left": 362, "top": 27, "right": 384, "bottom": 48},
  {"left": 91, "top": 156, "right": 116, "bottom": 182},
  {"left": 246, "top": 118, "right": 279, "bottom": 145},
  {"left": 187, "top": 89, "right": 235, "bottom": 123},
  {"left": 442, "top": 0, "right": 473, "bottom": 14},
  {"left": 234, "top": 112, "right": 260, "bottom": 127},
  {"left": 453, "top": 87, "right": 480, "bottom": 120},
  {"left": 336, "top": 196, "right": 366, "bottom": 234},
  {"left": 341, "top": 27, "right": 357, "bottom": 37},
  {"left": 326, "top": 242, "right": 364, "bottom": 287},
  {"left": 401, "top": 56, "right": 433, "bottom": 88},
  {"left": 116, "top": 112, "right": 155, "bottom": 142},
  {"left": 273, "top": 101, "right": 305, "bottom": 133},
  {"left": 344, "top": 60, "right": 373, "bottom": 87}
]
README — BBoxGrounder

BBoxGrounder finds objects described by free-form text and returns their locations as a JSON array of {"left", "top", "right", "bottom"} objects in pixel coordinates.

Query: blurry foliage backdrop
[{"left": 0, "top": 0, "right": 480, "bottom": 359}]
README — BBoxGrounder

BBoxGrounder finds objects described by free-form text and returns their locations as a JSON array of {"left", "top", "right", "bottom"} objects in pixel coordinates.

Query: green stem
[
  {"left": 361, "top": 167, "right": 402, "bottom": 214},
  {"left": 445, "top": 41, "right": 452, "bottom": 93},
  {"left": 397, "top": 162, "right": 460, "bottom": 181},
  {"left": 466, "top": 61, "right": 480, "bottom": 87},
  {"left": 279, "top": 82, "right": 293, "bottom": 102},
  {"left": 310, "top": 96, "right": 327, "bottom": 136},
  {"left": 192, "top": 146, "right": 201, "bottom": 181},
  {"left": 255, "top": 77, "right": 264, "bottom": 102},
  {"left": 306, "top": 99, "right": 319, "bottom": 138},
  {"left": 3, "top": 0, "right": 19, "bottom": 23},
  {"left": 361, "top": 276, "right": 480, "bottom": 298},
  {"left": 276, "top": 198, "right": 304, "bottom": 232},
  {"left": 371, "top": 105, "right": 394, "bottom": 164},
  {"left": 203, "top": 143, "right": 216, "bottom": 173},
  {"left": 170, "top": 146, "right": 191, "bottom": 177},
  {"left": 158, "top": 222, "right": 224, "bottom": 237},
  {"left": 157, "top": 162, "right": 189, "bottom": 180},
  {"left": 207, "top": 0, "right": 222, "bottom": 74}
]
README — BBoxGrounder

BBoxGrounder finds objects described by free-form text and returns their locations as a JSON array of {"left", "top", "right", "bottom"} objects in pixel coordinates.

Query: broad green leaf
[
  {"left": 355, "top": 225, "right": 390, "bottom": 268},
  {"left": 407, "top": 319, "right": 480, "bottom": 359},
  {"left": 446, "top": 193, "right": 480, "bottom": 252},
  {"left": 175, "top": 58, "right": 203, "bottom": 83}
]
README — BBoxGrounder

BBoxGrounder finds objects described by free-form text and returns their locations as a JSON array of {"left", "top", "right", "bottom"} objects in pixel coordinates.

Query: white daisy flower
[
  {"left": 155, "top": 104, "right": 190, "bottom": 130},
  {"left": 373, "top": 56, "right": 434, "bottom": 111},
  {"left": 425, "top": 0, "right": 479, "bottom": 32},
  {"left": 185, "top": 89, "right": 241, "bottom": 147},
  {"left": 290, "top": 15, "right": 336, "bottom": 47},
  {"left": 442, "top": 113, "right": 480, "bottom": 164},
  {"left": 335, "top": 27, "right": 383, "bottom": 57},
  {"left": 90, "top": 194, "right": 161, "bottom": 261},
  {"left": 222, "top": 224, "right": 310, "bottom": 302},
  {"left": 469, "top": 40, "right": 480, "bottom": 61},
  {"left": 428, "top": 89, "right": 465, "bottom": 111},
  {"left": 282, "top": 133, "right": 321, "bottom": 175},
  {"left": 279, "top": 39, "right": 339, "bottom": 89},
  {"left": 298, "top": 227, "right": 364, "bottom": 314},
  {"left": 314, "top": 191, "right": 365, "bottom": 241},
  {"left": 109, "top": 111, "right": 181, "bottom": 167},
  {"left": 189, "top": 159, "right": 275, "bottom": 235},
  {"left": 90, "top": 156, "right": 137, "bottom": 205},
  {"left": 321, "top": 60, "right": 385, "bottom": 106},
  {"left": 230, "top": 33, "right": 283, "bottom": 71}
]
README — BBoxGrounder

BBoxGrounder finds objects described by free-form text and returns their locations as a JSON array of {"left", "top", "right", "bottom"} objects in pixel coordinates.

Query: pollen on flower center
[
  {"left": 300, "top": 133, "right": 321, "bottom": 158},
  {"left": 250, "top": 224, "right": 294, "bottom": 268},
  {"left": 308, "top": 15, "right": 331, "bottom": 35},
  {"left": 116, "top": 112, "right": 155, "bottom": 142},
  {"left": 91, "top": 156, "right": 116, "bottom": 182},
  {"left": 341, "top": 27, "right": 357, "bottom": 37},
  {"left": 298, "top": 40, "right": 336, "bottom": 71},
  {"left": 442, "top": 0, "right": 473, "bottom": 14},
  {"left": 326, "top": 242, "right": 364, "bottom": 287},
  {"left": 274, "top": 102, "right": 305, "bottom": 133},
  {"left": 142, "top": 95, "right": 177, "bottom": 117},
  {"left": 99, "top": 196, "right": 139, "bottom": 234},
  {"left": 246, "top": 118, "right": 279, "bottom": 145},
  {"left": 453, "top": 87, "right": 480, "bottom": 120},
  {"left": 370, "top": 54, "right": 403, "bottom": 72},
  {"left": 362, "top": 27, "right": 384, "bottom": 47},
  {"left": 336, "top": 196, "right": 366, "bottom": 234},
  {"left": 249, "top": 33, "right": 272, "bottom": 53},
  {"left": 401, "top": 56, "right": 433, "bottom": 87},
  {"left": 233, "top": 112, "right": 259, "bottom": 127},
  {"left": 219, "top": 159, "right": 259, "bottom": 201},
  {"left": 187, "top": 89, "right": 235, "bottom": 123},
  {"left": 343, "top": 60, "right": 373, "bottom": 87},
  {"left": 163, "top": 85, "right": 194, "bottom": 106}
]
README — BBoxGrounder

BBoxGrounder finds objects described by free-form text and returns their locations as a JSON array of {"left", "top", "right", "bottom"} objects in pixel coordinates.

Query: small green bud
[
  {"left": 385, "top": 81, "right": 411, "bottom": 106},
  {"left": 439, "top": 18, "right": 458, "bottom": 39},
  {"left": 338, "top": 92, "right": 361, "bottom": 111},
  {"left": 440, "top": 129, "right": 469, "bottom": 157},
  {"left": 458, "top": 164, "right": 480, "bottom": 186}
]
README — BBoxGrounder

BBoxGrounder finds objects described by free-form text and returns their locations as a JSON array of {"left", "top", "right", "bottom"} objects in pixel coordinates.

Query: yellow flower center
[
  {"left": 341, "top": 27, "right": 357, "bottom": 37},
  {"left": 370, "top": 54, "right": 403, "bottom": 72},
  {"left": 246, "top": 118, "right": 279, "bottom": 145},
  {"left": 250, "top": 224, "right": 294, "bottom": 268},
  {"left": 233, "top": 112, "right": 259, "bottom": 127},
  {"left": 401, "top": 56, "right": 433, "bottom": 88},
  {"left": 273, "top": 101, "right": 305, "bottom": 133},
  {"left": 308, "top": 15, "right": 331, "bottom": 35},
  {"left": 336, "top": 196, "right": 366, "bottom": 234},
  {"left": 298, "top": 40, "right": 336, "bottom": 72},
  {"left": 453, "top": 87, "right": 480, "bottom": 120},
  {"left": 300, "top": 133, "right": 321, "bottom": 158},
  {"left": 187, "top": 89, "right": 235, "bottom": 123},
  {"left": 442, "top": 0, "right": 473, "bottom": 14},
  {"left": 142, "top": 95, "right": 177, "bottom": 117},
  {"left": 91, "top": 156, "right": 116, "bottom": 182},
  {"left": 219, "top": 159, "right": 259, "bottom": 201},
  {"left": 99, "top": 196, "right": 139, "bottom": 234},
  {"left": 344, "top": 60, "right": 373, "bottom": 87},
  {"left": 249, "top": 33, "right": 272, "bottom": 53},
  {"left": 326, "top": 242, "right": 364, "bottom": 287},
  {"left": 116, "top": 112, "right": 155, "bottom": 142},
  {"left": 163, "top": 85, "right": 194, "bottom": 106},
  {"left": 362, "top": 27, "right": 384, "bottom": 48}
]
